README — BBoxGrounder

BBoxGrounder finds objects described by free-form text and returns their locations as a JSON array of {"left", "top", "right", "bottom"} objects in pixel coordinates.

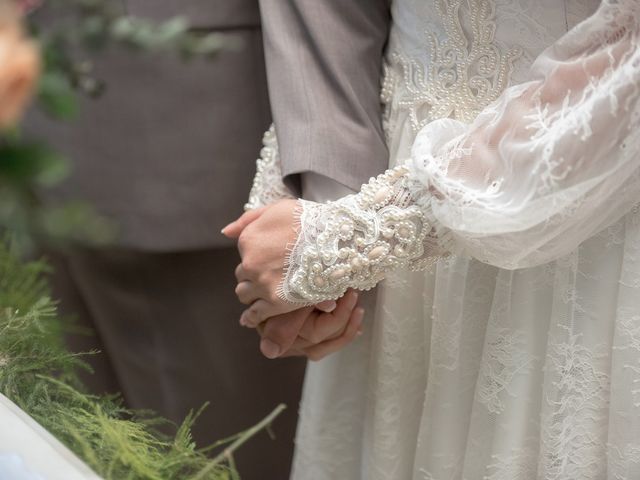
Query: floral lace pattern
[
  {"left": 484, "top": 445, "right": 537, "bottom": 480},
  {"left": 540, "top": 326, "right": 610, "bottom": 479},
  {"left": 287, "top": 0, "right": 640, "bottom": 479},
  {"left": 381, "top": 0, "right": 522, "bottom": 133},
  {"left": 476, "top": 328, "right": 536, "bottom": 415},
  {"left": 244, "top": 124, "right": 294, "bottom": 211},
  {"left": 280, "top": 167, "right": 445, "bottom": 303}
]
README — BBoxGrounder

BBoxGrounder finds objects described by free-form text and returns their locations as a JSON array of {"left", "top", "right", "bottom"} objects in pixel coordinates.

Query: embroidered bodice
[
  {"left": 247, "top": 0, "right": 640, "bottom": 304},
  {"left": 381, "top": 0, "right": 600, "bottom": 156}
]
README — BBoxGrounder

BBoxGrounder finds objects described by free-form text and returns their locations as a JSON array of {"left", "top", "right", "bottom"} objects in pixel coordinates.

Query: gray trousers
[{"left": 48, "top": 247, "right": 306, "bottom": 480}]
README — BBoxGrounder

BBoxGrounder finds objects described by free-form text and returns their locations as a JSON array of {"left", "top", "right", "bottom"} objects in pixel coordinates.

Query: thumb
[
  {"left": 221, "top": 207, "right": 267, "bottom": 238},
  {"left": 261, "top": 307, "right": 314, "bottom": 358}
]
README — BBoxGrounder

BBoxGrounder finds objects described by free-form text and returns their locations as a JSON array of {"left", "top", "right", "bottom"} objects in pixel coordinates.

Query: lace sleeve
[
  {"left": 244, "top": 125, "right": 295, "bottom": 211},
  {"left": 280, "top": 166, "right": 446, "bottom": 303},
  {"left": 409, "top": 0, "right": 640, "bottom": 269},
  {"left": 280, "top": 0, "right": 640, "bottom": 304}
]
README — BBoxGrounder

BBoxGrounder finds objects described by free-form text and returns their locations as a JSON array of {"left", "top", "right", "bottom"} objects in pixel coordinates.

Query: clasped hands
[{"left": 222, "top": 199, "right": 364, "bottom": 360}]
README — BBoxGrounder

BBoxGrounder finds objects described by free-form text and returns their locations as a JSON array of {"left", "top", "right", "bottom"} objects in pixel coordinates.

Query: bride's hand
[
  {"left": 223, "top": 200, "right": 336, "bottom": 327},
  {"left": 257, "top": 290, "right": 364, "bottom": 360}
]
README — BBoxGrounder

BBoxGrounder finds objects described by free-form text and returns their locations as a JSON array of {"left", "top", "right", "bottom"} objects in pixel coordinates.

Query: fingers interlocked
[
  {"left": 223, "top": 203, "right": 363, "bottom": 361},
  {"left": 257, "top": 290, "right": 364, "bottom": 361}
]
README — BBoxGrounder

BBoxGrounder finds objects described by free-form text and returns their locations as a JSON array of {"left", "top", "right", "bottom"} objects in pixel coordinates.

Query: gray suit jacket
[
  {"left": 27, "top": 0, "right": 270, "bottom": 251},
  {"left": 258, "top": 0, "right": 391, "bottom": 194}
]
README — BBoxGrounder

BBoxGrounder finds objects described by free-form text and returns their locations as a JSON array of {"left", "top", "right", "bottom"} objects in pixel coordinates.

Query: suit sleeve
[{"left": 258, "top": 0, "right": 391, "bottom": 194}]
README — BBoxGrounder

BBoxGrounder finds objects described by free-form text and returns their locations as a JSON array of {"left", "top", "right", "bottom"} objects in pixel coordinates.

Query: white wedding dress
[{"left": 247, "top": 0, "right": 640, "bottom": 478}]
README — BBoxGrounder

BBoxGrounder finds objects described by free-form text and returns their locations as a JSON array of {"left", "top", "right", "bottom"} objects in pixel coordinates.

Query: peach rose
[{"left": 0, "top": 2, "right": 40, "bottom": 129}]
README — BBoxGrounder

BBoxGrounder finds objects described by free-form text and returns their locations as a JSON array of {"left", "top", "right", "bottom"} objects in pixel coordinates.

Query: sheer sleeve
[
  {"left": 279, "top": 0, "right": 640, "bottom": 304},
  {"left": 410, "top": 0, "right": 640, "bottom": 269}
]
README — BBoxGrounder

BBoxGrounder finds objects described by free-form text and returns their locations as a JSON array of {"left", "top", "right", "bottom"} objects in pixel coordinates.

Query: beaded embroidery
[
  {"left": 280, "top": 167, "right": 440, "bottom": 303},
  {"left": 247, "top": 0, "right": 527, "bottom": 303},
  {"left": 382, "top": 0, "right": 522, "bottom": 132},
  {"left": 244, "top": 125, "right": 294, "bottom": 211}
]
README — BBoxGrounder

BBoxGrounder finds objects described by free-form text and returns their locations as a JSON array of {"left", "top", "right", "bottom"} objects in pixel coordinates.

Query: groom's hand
[
  {"left": 257, "top": 290, "right": 364, "bottom": 360},
  {"left": 223, "top": 200, "right": 335, "bottom": 327}
]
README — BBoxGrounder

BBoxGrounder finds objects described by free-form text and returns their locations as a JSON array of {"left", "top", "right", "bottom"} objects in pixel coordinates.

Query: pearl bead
[
  {"left": 330, "top": 268, "right": 348, "bottom": 280},
  {"left": 368, "top": 246, "right": 386, "bottom": 260},
  {"left": 373, "top": 186, "right": 391, "bottom": 205}
]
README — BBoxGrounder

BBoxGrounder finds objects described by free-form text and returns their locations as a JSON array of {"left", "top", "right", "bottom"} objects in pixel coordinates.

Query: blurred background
[{"left": 0, "top": 1, "right": 306, "bottom": 478}]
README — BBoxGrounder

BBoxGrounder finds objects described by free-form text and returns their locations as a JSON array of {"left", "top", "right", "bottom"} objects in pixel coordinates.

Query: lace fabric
[
  {"left": 280, "top": 0, "right": 640, "bottom": 303},
  {"left": 380, "top": 0, "right": 524, "bottom": 133},
  {"left": 244, "top": 124, "right": 294, "bottom": 211},
  {"left": 287, "top": 1, "right": 640, "bottom": 479},
  {"left": 409, "top": 1, "right": 640, "bottom": 269},
  {"left": 280, "top": 167, "right": 446, "bottom": 303},
  {"left": 239, "top": 0, "right": 640, "bottom": 478}
]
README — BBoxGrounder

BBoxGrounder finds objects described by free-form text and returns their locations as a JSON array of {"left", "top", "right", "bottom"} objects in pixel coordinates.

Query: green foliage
[
  {"left": 37, "top": 70, "right": 79, "bottom": 120},
  {"left": 0, "top": 3, "right": 280, "bottom": 477},
  {"left": 31, "top": 0, "right": 236, "bottom": 101},
  {"left": 0, "top": 138, "right": 67, "bottom": 186},
  {"left": 1, "top": 0, "right": 237, "bottom": 252},
  {"left": 0, "top": 136, "right": 114, "bottom": 253},
  {"left": 0, "top": 240, "right": 282, "bottom": 479}
]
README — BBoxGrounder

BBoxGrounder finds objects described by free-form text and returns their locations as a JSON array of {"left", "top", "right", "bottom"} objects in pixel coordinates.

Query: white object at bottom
[{"left": 0, "top": 393, "right": 101, "bottom": 480}]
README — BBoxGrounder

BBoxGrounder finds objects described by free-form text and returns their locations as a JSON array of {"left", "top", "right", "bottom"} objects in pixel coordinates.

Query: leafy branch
[{"left": 0, "top": 240, "right": 283, "bottom": 479}]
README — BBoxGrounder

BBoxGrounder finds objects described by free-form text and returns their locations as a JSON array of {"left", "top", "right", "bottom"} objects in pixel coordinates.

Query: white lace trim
[
  {"left": 279, "top": 167, "right": 447, "bottom": 303},
  {"left": 244, "top": 124, "right": 295, "bottom": 211},
  {"left": 280, "top": 0, "right": 523, "bottom": 303}
]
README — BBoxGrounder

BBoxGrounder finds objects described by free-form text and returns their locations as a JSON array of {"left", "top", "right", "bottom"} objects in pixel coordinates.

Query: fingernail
[
  {"left": 260, "top": 339, "right": 281, "bottom": 359},
  {"left": 317, "top": 300, "right": 337, "bottom": 313},
  {"left": 347, "top": 291, "right": 359, "bottom": 308}
]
